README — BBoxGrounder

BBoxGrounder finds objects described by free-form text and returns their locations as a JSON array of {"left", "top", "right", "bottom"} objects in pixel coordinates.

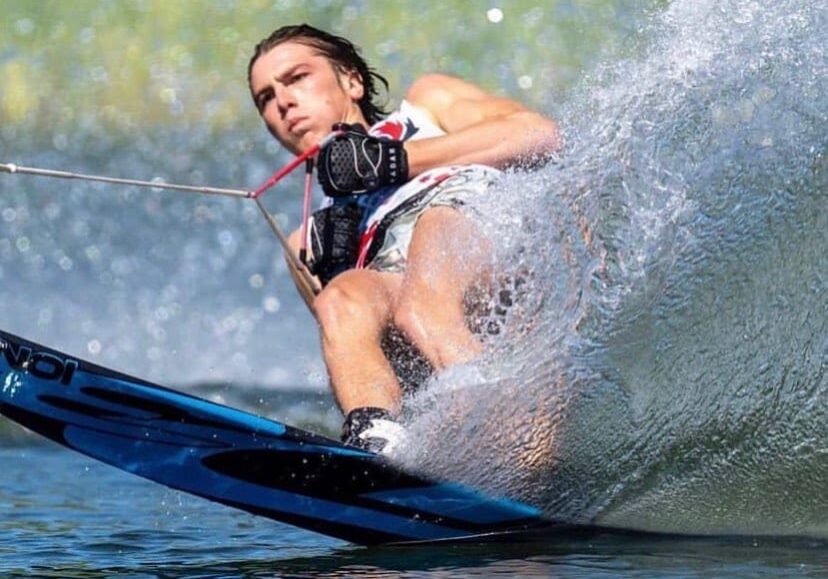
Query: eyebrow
[{"left": 252, "top": 63, "right": 310, "bottom": 111}]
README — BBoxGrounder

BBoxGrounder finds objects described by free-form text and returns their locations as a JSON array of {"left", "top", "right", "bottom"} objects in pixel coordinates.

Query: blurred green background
[{"left": 1, "top": 0, "right": 659, "bottom": 136}]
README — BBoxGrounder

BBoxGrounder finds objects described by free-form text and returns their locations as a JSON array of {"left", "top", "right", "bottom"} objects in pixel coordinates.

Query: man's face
[{"left": 249, "top": 41, "right": 366, "bottom": 155}]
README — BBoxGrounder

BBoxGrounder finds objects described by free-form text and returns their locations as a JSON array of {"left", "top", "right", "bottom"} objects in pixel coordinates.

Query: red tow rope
[{"left": 249, "top": 129, "right": 343, "bottom": 199}]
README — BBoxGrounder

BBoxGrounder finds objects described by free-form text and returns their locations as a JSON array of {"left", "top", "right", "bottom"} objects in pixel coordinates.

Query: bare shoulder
[
  {"left": 404, "top": 73, "right": 528, "bottom": 133},
  {"left": 405, "top": 73, "right": 490, "bottom": 107}
]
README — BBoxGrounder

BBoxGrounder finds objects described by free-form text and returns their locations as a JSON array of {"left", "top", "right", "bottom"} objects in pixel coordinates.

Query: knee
[{"left": 315, "top": 278, "right": 382, "bottom": 341}]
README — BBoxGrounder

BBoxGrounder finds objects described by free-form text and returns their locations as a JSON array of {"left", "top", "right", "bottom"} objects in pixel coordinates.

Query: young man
[{"left": 248, "top": 24, "right": 560, "bottom": 453}]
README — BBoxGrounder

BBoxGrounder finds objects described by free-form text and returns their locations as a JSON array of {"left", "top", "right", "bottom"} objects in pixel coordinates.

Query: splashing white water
[{"left": 400, "top": 0, "right": 826, "bottom": 538}]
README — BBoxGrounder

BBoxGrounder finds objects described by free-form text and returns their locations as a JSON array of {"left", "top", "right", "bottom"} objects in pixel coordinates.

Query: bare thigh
[
  {"left": 392, "top": 207, "right": 492, "bottom": 368},
  {"left": 401, "top": 206, "right": 491, "bottom": 305}
]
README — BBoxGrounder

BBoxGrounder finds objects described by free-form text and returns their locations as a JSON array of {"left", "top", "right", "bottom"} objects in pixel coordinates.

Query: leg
[
  {"left": 313, "top": 268, "right": 403, "bottom": 415},
  {"left": 393, "top": 206, "right": 492, "bottom": 370}
]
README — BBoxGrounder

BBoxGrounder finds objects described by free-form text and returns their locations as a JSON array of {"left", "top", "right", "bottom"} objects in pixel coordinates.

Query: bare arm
[
  {"left": 403, "top": 74, "right": 562, "bottom": 177},
  {"left": 286, "top": 227, "right": 321, "bottom": 314}
]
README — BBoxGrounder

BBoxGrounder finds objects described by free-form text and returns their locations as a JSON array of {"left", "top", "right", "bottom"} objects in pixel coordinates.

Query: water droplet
[
  {"left": 263, "top": 296, "right": 280, "bottom": 313},
  {"left": 487, "top": 8, "right": 504, "bottom": 23},
  {"left": 87, "top": 340, "right": 102, "bottom": 355}
]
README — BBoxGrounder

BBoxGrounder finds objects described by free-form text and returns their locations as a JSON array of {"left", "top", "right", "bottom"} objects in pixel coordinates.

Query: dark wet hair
[{"left": 248, "top": 24, "right": 390, "bottom": 124}]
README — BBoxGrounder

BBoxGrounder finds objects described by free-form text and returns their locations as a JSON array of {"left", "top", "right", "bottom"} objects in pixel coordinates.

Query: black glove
[
  {"left": 317, "top": 123, "right": 409, "bottom": 197},
  {"left": 306, "top": 203, "right": 362, "bottom": 286}
]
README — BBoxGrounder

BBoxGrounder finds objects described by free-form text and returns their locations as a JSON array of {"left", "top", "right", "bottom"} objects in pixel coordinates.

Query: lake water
[
  {"left": 1, "top": 0, "right": 826, "bottom": 576},
  {"left": 2, "top": 443, "right": 825, "bottom": 578}
]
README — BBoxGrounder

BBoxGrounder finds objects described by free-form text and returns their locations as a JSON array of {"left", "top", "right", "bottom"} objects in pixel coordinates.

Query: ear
[{"left": 342, "top": 69, "right": 365, "bottom": 102}]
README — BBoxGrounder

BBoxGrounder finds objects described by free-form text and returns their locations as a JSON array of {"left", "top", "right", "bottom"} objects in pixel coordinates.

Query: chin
[
  {"left": 297, "top": 135, "right": 320, "bottom": 153},
  {"left": 279, "top": 135, "right": 304, "bottom": 155}
]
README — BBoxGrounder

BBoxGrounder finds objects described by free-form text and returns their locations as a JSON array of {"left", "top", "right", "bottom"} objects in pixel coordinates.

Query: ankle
[
  {"left": 341, "top": 406, "right": 396, "bottom": 440},
  {"left": 341, "top": 407, "right": 406, "bottom": 455}
]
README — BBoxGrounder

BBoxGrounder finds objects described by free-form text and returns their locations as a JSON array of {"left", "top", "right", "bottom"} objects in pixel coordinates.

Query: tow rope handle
[{"left": 248, "top": 129, "right": 344, "bottom": 310}]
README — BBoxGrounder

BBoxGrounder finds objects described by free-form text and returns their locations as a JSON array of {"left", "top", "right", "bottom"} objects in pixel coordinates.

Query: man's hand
[{"left": 317, "top": 123, "right": 409, "bottom": 197}]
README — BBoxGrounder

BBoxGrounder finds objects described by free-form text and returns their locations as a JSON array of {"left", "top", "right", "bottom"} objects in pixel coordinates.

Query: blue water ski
[{"left": 0, "top": 329, "right": 557, "bottom": 545}]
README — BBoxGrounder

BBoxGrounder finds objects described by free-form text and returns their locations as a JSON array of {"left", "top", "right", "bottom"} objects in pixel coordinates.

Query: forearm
[
  {"left": 286, "top": 228, "right": 321, "bottom": 314},
  {"left": 404, "top": 110, "right": 561, "bottom": 177}
]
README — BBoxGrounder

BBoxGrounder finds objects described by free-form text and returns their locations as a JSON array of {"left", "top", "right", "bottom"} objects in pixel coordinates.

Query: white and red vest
[{"left": 356, "top": 101, "right": 469, "bottom": 265}]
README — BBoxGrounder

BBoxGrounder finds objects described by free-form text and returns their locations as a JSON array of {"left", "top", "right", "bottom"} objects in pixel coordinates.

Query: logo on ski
[{"left": 0, "top": 338, "right": 78, "bottom": 386}]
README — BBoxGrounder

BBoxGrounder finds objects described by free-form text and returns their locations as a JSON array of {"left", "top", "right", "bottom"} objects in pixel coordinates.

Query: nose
[{"left": 274, "top": 82, "right": 296, "bottom": 117}]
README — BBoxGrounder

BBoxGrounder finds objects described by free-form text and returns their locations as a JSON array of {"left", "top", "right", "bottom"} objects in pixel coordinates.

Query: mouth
[{"left": 287, "top": 117, "right": 309, "bottom": 134}]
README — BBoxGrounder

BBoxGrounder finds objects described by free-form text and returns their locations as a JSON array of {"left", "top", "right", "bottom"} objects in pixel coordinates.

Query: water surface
[{"left": 2, "top": 444, "right": 825, "bottom": 577}]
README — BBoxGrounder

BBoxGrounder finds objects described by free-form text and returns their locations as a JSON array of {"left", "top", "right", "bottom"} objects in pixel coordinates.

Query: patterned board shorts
[{"left": 364, "top": 165, "right": 501, "bottom": 273}]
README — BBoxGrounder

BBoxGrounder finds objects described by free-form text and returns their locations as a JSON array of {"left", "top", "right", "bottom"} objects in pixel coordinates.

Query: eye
[
  {"left": 288, "top": 71, "right": 309, "bottom": 85},
  {"left": 256, "top": 90, "right": 274, "bottom": 112}
]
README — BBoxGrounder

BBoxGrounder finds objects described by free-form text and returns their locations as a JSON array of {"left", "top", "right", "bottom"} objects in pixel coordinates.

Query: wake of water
[{"left": 401, "top": 0, "right": 826, "bottom": 538}]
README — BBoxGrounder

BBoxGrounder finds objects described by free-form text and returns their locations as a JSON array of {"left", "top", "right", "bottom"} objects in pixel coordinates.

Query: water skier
[{"left": 248, "top": 24, "right": 561, "bottom": 453}]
